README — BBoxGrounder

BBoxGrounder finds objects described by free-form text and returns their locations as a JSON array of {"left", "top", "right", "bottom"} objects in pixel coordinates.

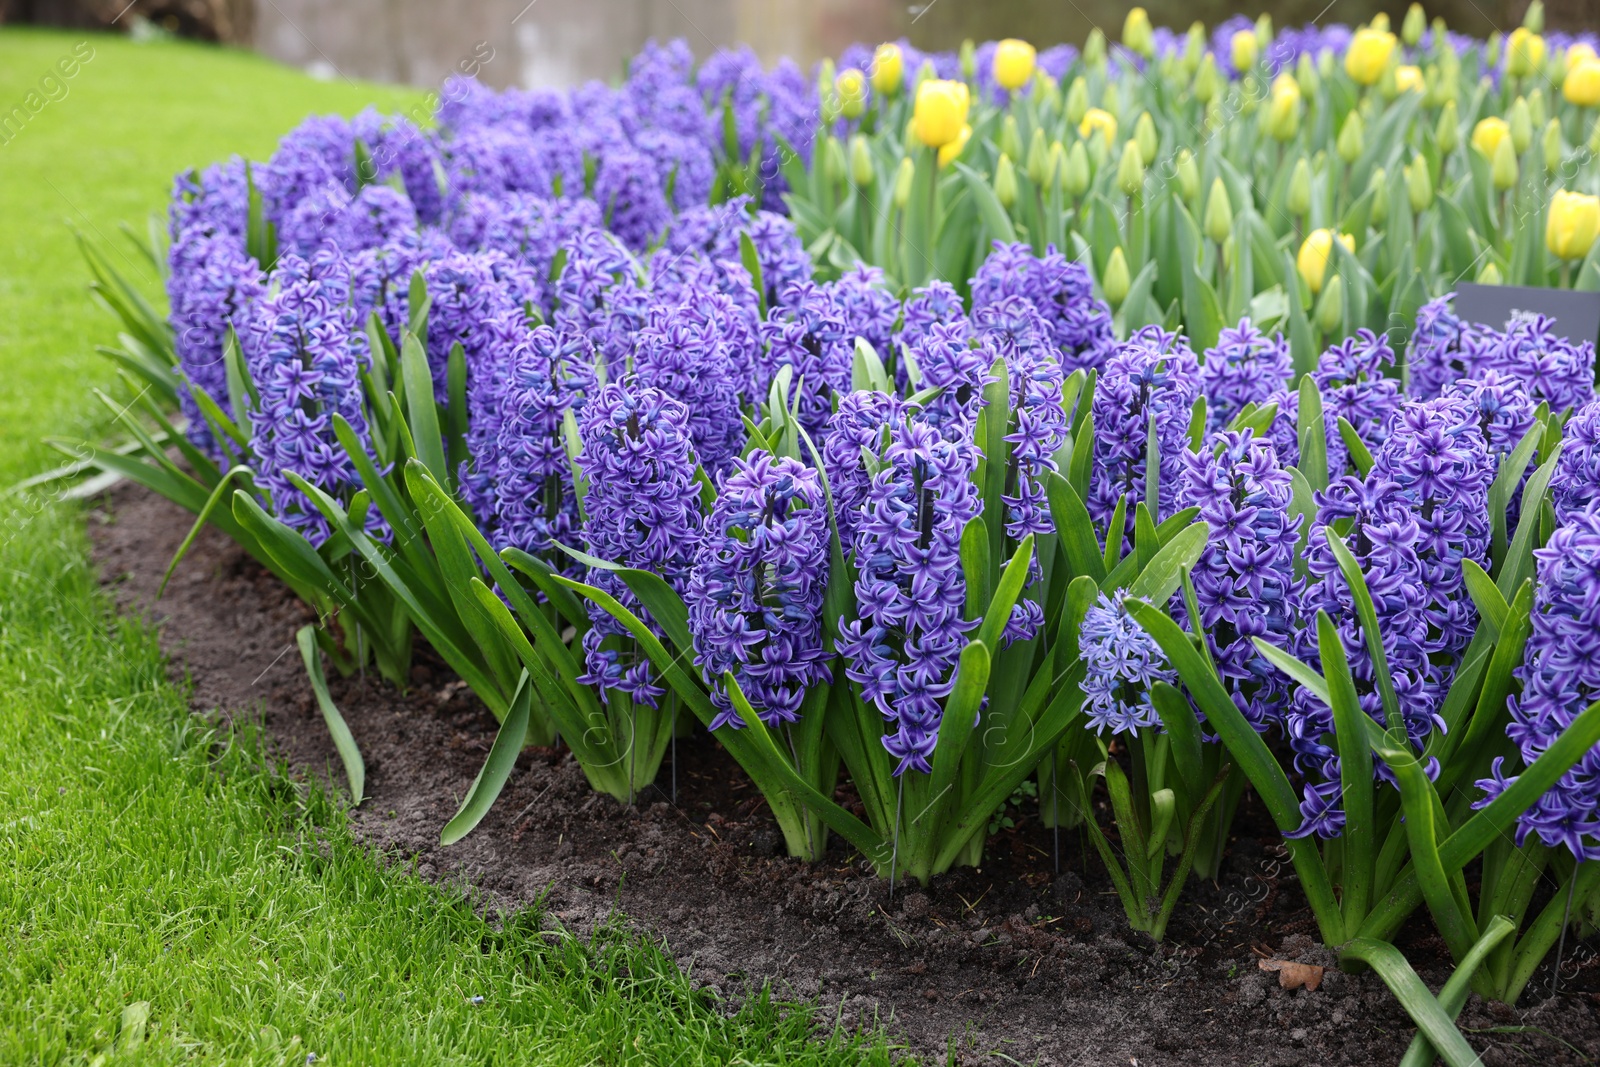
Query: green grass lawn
[{"left": 0, "top": 29, "right": 895, "bottom": 1065}]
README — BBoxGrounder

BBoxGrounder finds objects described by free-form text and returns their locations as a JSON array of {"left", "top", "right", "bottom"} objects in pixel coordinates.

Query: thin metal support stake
[
  {"left": 889, "top": 775, "right": 905, "bottom": 905},
  {"left": 1552, "top": 873, "right": 1579, "bottom": 997}
]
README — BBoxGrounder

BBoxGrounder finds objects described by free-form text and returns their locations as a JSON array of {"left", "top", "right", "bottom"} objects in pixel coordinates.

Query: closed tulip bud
[
  {"left": 1183, "top": 22, "right": 1207, "bottom": 75},
  {"left": 1032, "top": 70, "right": 1060, "bottom": 111},
  {"left": 1117, "top": 139, "right": 1145, "bottom": 195},
  {"left": 1195, "top": 54, "right": 1221, "bottom": 103},
  {"left": 1316, "top": 275, "right": 1345, "bottom": 332},
  {"left": 1296, "top": 53, "right": 1320, "bottom": 98},
  {"left": 1175, "top": 149, "right": 1199, "bottom": 203},
  {"left": 1472, "top": 115, "right": 1508, "bottom": 158},
  {"left": 1065, "top": 141, "right": 1091, "bottom": 196},
  {"left": 1478, "top": 261, "right": 1503, "bottom": 285},
  {"left": 1369, "top": 168, "right": 1390, "bottom": 225},
  {"left": 993, "top": 38, "right": 1036, "bottom": 91},
  {"left": 1509, "top": 97, "right": 1533, "bottom": 153},
  {"left": 1531, "top": 88, "right": 1549, "bottom": 130},
  {"left": 1026, "top": 127, "right": 1049, "bottom": 184},
  {"left": 850, "top": 134, "right": 874, "bottom": 186},
  {"left": 1043, "top": 140, "right": 1066, "bottom": 188},
  {"left": 817, "top": 57, "right": 837, "bottom": 104},
  {"left": 1065, "top": 76, "right": 1090, "bottom": 126},
  {"left": 825, "top": 135, "right": 849, "bottom": 183},
  {"left": 1297, "top": 228, "right": 1354, "bottom": 294},
  {"left": 1544, "top": 118, "right": 1563, "bottom": 172},
  {"left": 836, "top": 68, "right": 867, "bottom": 119},
  {"left": 959, "top": 38, "right": 976, "bottom": 81},
  {"left": 1283, "top": 158, "right": 1310, "bottom": 217},
  {"left": 1393, "top": 65, "right": 1424, "bottom": 95},
  {"left": 1204, "top": 178, "right": 1233, "bottom": 242},
  {"left": 1524, "top": 0, "right": 1545, "bottom": 33},
  {"left": 912, "top": 79, "right": 970, "bottom": 148},
  {"left": 998, "top": 115, "right": 1022, "bottom": 163},
  {"left": 871, "top": 43, "right": 904, "bottom": 94},
  {"left": 1371, "top": 12, "right": 1390, "bottom": 32},
  {"left": 892, "top": 156, "right": 914, "bottom": 207},
  {"left": 1337, "top": 111, "right": 1365, "bottom": 163},
  {"left": 1103, "top": 246, "right": 1131, "bottom": 307},
  {"left": 937, "top": 123, "right": 972, "bottom": 167},
  {"left": 1565, "top": 58, "right": 1600, "bottom": 106},
  {"left": 1487, "top": 32, "right": 1502, "bottom": 70},
  {"left": 1085, "top": 28, "right": 1107, "bottom": 68},
  {"left": 1269, "top": 81, "right": 1302, "bottom": 141},
  {"left": 1547, "top": 189, "right": 1600, "bottom": 260},
  {"left": 1402, "top": 3, "right": 1426, "bottom": 46},
  {"left": 1123, "top": 7, "right": 1154, "bottom": 58},
  {"left": 1231, "top": 29, "right": 1259, "bottom": 73},
  {"left": 1345, "top": 28, "right": 1398, "bottom": 86},
  {"left": 1079, "top": 106, "right": 1118, "bottom": 148},
  {"left": 1491, "top": 135, "right": 1520, "bottom": 190},
  {"left": 1507, "top": 28, "right": 1546, "bottom": 78},
  {"left": 993, "top": 153, "right": 1018, "bottom": 207},
  {"left": 1134, "top": 111, "right": 1158, "bottom": 164},
  {"left": 1254, "top": 13, "right": 1273, "bottom": 49},
  {"left": 1590, "top": 116, "right": 1600, "bottom": 154},
  {"left": 1406, "top": 157, "right": 1433, "bottom": 212},
  {"left": 1437, "top": 100, "right": 1461, "bottom": 153}
]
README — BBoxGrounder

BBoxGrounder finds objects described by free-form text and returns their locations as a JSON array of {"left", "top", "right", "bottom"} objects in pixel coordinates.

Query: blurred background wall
[{"left": 1, "top": 0, "right": 1594, "bottom": 89}]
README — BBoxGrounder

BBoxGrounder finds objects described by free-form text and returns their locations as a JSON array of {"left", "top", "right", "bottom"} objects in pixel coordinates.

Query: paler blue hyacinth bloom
[
  {"left": 167, "top": 226, "right": 264, "bottom": 460},
  {"left": 632, "top": 288, "right": 750, "bottom": 477},
  {"left": 969, "top": 241, "right": 1115, "bottom": 373},
  {"left": 1200, "top": 319, "right": 1290, "bottom": 432},
  {"left": 553, "top": 228, "right": 651, "bottom": 375},
  {"left": 1406, "top": 294, "right": 1471, "bottom": 400},
  {"left": 242, "top": 251, "right": 386, "bottom": 548},
  {"left": 594, "top": 145, "right": 673, "bottom": 251},
  {"left": 491, "top": 324, "right": 598, "bottom": 568},
  {"left": 687, "top": 452, "right": 831, "bottom": 729},
  {"left": 1087, "top": 326, "right": 1202, "bottom": 535},
  {"left": 1477, "top": 505, "right": 1600, "bottom": 861},
  {"left": 1315, "top": 329, "right": 1405, "bottom": 477},
  {"left": 1177, "top": 430, "right": 1301, "bottom": 732},
  {"left": 576, "top": 382, "right": 705, "bottom": 707},
  {"left": 897, "top": 280, "right": 971, "bottom": 376},
  {"left": 829, "top": 264, "right": 901, "bottom": 357},
  {"left": 1552, "top": 399, "right": 1600, "bottom": 523},
  {"left": 1469, "top": 314, "right": 1595, "bottom": 415},
  {"left": 908, "top": 322, "right": 995, "bottom": 442},
  {"left": 836, "top": 417, "right": 982, "bottom": 775},
  {"left": 1080, "top": 591, "right": 1181, "bottom": 735}
]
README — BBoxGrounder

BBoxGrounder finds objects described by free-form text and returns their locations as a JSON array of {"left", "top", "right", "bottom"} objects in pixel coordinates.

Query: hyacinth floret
[
  {"left": 1470, "top": 314, "right": 1595, "bottom": 415},
  {"left": 1087, "top": 326, "right": 1202, "bottom": 534},
  {"left": 1200, "top": 319, "right": 1291, "bottom": 432},
  {"left": 576, "top": 382, "right": 705, "bottom": 707},
  {"left": 1407, "top": 294, "right": 1471, "bottom": 400},
  {"left": 243, "top": 251, "right": 385, "bottom": 547},
  {"left": 687, "top": 452, "right": 831, "bottom": 729},
  {"left": 829, "top": 264, "right": 900, "bottom": 357},
  {"left": 909, "top": 323, "right": 995, "bottom": 441},
  {"left": 897, "top": 281, "right": 971, "bottom": 379},
  {"left": 836, "top": 418, "right": 981, "bottom": 775},
  {"left": 167, "top": 228, "right": 265, "bottom": 459},
  {"left": 594, "top": 145, "right": 673, "bottom": 251},
  {"left": 1080, "top": 591, "right": 1180, "bottom": 735},
  {"left": 821, "top": 389, "right": 902, "bottom": 551},
  {"left": 760, "top": 281, "right": 853, "bottom": 438},
  {"left": 1552, "top": 398, "right": 1600, "bottom": 524},
  {"left": 1476, "top": 506, "right": 1600, "bottom": 860},
  {"left": 970, "top": 241, "right": 1115, "bottom": 373},
  {"left": 1177, "top": 430, "right": 1301, "bottom": 731},
  {"left": 632, "top": 288, "right": 749, "bottom": 476},
  {"left": 552, "top": 228, "right": 651, "bottom": 374},
  {"left": 492, "top": 324, "right": 598, "bottom": 567}
]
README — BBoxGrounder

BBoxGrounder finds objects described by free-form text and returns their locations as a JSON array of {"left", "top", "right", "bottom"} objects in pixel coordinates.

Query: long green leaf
[
  {"left": 441, "top": 673, "right": 532, "bottom": 845},
  {"left": 1339, "top": 937, "right": 1486, "bottom": 1067},
  {"left": 296, "top": 625, "right": 364, "bottom": 805}
]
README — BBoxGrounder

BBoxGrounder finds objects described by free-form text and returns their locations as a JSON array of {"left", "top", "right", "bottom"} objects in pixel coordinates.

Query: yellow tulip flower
[
  {"left": 1472, "top": 116, "right": 1511, "bottom": 158},
  {"left": 1565, "top": 58, "right": 1600, "bottom": 106},
  {"left": 871, "top": 43, "right": 904, "bottom": 94},
  {"left": 835, "top": 68, "right": 867, "bottom": 119},
  {"left": 1345, "top": 28, "right": 1398, "bottom": 86},
  {"left": 1079, "top": 107, "right": 1118, "bottom": 147},
  {"left": 993, "top": 38, "right": 1037, "bottom": 91},
  {"left": 1547, "top": 189, "right": 1600, "bottom": 260},
  {"left": 938, "top": 123, "right": 973, "bottom": 167},
  {"left": 1394, "top": 65, "right": 1424, "bottom": 94},
  {"left": 1507, "top": 27, "right": 1546, "bottom": 77},
  {"left": 1231, "top": 29, "right": 1259, "bottom": 72},
  {"left": 912, "top": 79, "right": 969, "bottom": 148},
  {"left": 1123, "top": 8, "right": 1154, "bottom": 58},
  {"left": 1297, "top": 229, "right": 1355, "bottom": 294}
]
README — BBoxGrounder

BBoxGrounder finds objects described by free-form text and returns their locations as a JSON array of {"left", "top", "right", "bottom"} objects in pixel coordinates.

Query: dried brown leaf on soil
[{"left": 1257, "top": 958, "right": 1325, "bottom": 991}]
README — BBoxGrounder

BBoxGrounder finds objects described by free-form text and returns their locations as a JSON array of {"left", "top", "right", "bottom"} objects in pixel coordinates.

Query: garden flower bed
[{"left": 69, "top": 5, "right": 1600, "bottom": 1061}]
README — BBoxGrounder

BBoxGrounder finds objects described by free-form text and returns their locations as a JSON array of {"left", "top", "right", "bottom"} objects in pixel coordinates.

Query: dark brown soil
[{"left": 88, "top": 484, "right": 1600, "bottom": 1066}]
